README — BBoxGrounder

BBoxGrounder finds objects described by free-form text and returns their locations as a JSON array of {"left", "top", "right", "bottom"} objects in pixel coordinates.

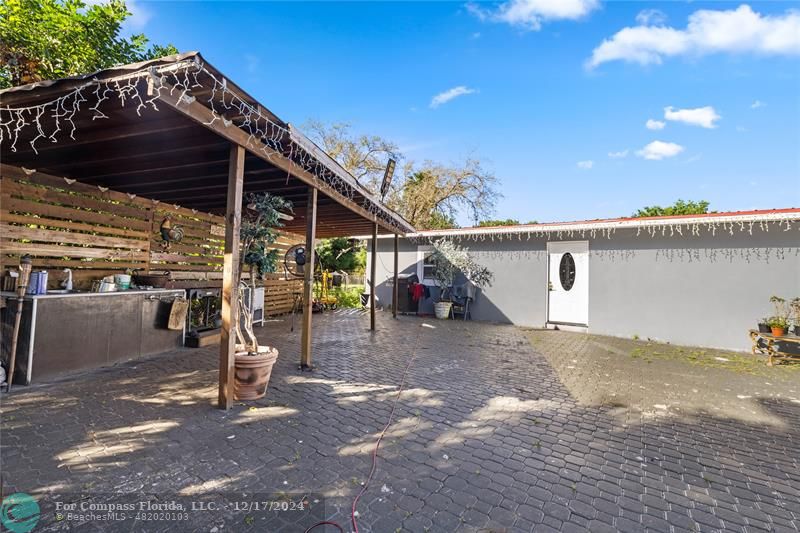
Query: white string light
[{"left": 0, "top": 57, "right": 407, "bottom": 233}]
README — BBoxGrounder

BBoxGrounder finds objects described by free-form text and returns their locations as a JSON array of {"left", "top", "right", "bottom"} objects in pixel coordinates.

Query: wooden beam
[
  {"left": 218, "top": 143, "right": 245, "bottom": 410},
  {"left": 43, "top": 141, "right": 227, "bottom": 172},
  {"left": 101, "top": 167, "right": 282, "bottom": 191},
  {"left": 155, "top": 84, "right": 403, "bottom": 235},
  {"left": 2, "top": 119, "right": 196, "bottom": 157},
  {"left": 300, "top": 187, "right": 318, "bottom": 370},
  {"left": 370, "top": 222, "right": 378, "bottom": 331},
  {"left": 393, "top": 233, "right": 399, "bottom": 319}
]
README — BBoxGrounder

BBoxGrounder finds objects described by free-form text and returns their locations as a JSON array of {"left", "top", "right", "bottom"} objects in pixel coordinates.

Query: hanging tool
[{"left": 6, "top": 255, "right": 32, "bottom": 393}]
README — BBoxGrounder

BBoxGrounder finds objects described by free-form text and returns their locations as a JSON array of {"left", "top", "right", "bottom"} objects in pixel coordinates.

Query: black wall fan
[{"left": 284, "top": 244, "right": 307, "bottom": 278}]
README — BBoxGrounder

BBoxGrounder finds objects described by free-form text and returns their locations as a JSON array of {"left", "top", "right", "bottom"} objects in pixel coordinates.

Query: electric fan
[
  {"left": 284, "top": 244, "right": 310, "bottom": 330},
  {"left": 284, "top": 244, "right": 307, "bottom": 278}
]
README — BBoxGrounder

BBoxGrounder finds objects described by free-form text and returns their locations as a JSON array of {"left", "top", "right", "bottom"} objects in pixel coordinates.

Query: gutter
[{"left": 353, "top": 209, "right": 800, "bottom": 240}]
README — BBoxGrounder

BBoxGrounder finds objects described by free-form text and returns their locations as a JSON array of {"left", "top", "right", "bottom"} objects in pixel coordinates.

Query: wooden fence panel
[{"left": 1, "top": 165, "right": 308, "bottom": 316}]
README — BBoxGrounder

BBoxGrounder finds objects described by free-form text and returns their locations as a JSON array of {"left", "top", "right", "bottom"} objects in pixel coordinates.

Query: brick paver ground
[{"left": 1, "top": 312, "right": 798, "bottom": 532}]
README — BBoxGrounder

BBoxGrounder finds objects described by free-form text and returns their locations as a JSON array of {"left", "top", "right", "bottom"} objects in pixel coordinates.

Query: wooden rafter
[{"left": 155, "top": 82, "right": 402, "bottom": 235}]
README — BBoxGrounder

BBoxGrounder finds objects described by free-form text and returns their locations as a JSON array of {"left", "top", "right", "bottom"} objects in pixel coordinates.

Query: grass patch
[{"left": 627, "top": 341, "right": 799, "bottom": 376}]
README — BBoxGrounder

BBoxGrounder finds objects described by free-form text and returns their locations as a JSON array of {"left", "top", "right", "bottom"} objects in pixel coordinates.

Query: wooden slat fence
[{"left": 1, "top": 165, "right": 306, "bottom": 315}]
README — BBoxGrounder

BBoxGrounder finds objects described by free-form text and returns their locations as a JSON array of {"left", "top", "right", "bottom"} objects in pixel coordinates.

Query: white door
[{"left": 547, "top": 241, "right": 589, "bottom": 326}]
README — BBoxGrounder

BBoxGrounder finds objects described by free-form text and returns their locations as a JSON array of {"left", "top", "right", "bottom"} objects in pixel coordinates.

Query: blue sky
[{"left": 134, "top": 1, "right": 800, "bottom": 225}]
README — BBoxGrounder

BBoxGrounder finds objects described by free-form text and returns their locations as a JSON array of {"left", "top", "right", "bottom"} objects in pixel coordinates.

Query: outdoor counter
[{"left": 0, "top": 289, "right": 185, "bottom": 385}]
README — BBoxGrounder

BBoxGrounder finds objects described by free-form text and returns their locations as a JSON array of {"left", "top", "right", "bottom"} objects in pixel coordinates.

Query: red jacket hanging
[{"left": 411, "top": 283, "right": 425, "bottom": 302}]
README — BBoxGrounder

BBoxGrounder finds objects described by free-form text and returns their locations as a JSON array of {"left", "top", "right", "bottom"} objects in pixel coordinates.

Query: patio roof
[{"left": 0, "top": 52, "right": 415, "bottom": 238}]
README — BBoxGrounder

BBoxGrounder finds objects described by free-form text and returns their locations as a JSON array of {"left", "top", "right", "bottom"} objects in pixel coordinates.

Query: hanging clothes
[{"left": 411, "top": 283, "right": 425, "bottom": 302}]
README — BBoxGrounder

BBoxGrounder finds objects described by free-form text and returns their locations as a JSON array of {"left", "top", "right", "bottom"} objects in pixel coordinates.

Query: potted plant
[
  {"left": 757, "top": 319, "right": 770, "bottom": 334},
  {"left": 767, "top": 296, "right": 790, "bottom": 337},
  {"left": 767, "top": 316, "right": 789, "bottom": 337},
  {"left": 791, "top": 297, "right": 800, "bottom": 336},
  {"left": 233, "top": 192, "right": 292, "bottom": 400},
  {"left": 428, "top": 238, "right": 493, "bottom": 319}
]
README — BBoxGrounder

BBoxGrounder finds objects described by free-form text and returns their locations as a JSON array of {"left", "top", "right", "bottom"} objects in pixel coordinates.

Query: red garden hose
[{"left": 305, "top": 324, "right": 425, "bottom": 533}]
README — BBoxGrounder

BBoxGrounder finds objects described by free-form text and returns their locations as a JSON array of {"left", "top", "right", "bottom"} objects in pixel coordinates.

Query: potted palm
[
  {"left": 428, "top": 238, "right": 493, "bottom": 319},
  {"left": 233, "top": 192, "right": 292, "bottom": 400}
]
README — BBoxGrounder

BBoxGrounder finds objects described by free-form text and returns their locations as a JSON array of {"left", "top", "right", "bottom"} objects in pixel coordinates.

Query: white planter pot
[{"left": 434, "top": 301, "right": 452, "bottom": 320}]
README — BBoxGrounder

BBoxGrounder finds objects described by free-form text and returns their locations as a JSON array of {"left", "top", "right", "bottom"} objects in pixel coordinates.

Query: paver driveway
[{"left": 1, "top": 312, "right": 798, "bottom": 532}]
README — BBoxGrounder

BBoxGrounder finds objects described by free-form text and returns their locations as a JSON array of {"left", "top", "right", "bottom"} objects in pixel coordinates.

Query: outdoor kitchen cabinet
[{"left": 0, "top": 289, "right": 185, "bottom": 385}]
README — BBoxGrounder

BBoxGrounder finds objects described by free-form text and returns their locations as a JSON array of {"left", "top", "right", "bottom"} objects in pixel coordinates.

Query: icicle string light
[
  {"left": 403, "top": 217, "right": 797, "bottom": 247},
  {"left": 404, "top": 234, "right": 798, "bottom": 263},
  {"left": 0, "top": 57, "right": 406, "bottom": 232}
]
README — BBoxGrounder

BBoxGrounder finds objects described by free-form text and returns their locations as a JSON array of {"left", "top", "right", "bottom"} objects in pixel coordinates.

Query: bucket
[
  {"left": 98, "top": 281, "right": 117, "bottom": 292},
  {"left": 114, "top": 274, "right": 131, "bottom": 290},
  {"left": 434, "top": 301, "right": 452, "bottom": 319}
]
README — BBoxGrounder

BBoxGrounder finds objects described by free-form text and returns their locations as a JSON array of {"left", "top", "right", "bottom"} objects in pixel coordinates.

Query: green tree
[
  {"left": 632, "top": 199, "right": 711, "bottom": 218},
  {"left": 238, "top": 193, "right": 292, "bottom": 353},
  {"left": 388, "top": 160, "right": 498, "bottom": 230},
  {"left": 478, "top": 218, "right": 520, "bottom": 227},
  {"left": 303, "top": 121, "right": 500, "bottom": 231},
  {"left": 303, "top": 120, "right": 402, "bottom": 192},
  {"left": 0, "top": 0, "right": 178, "bottom": 88},
  {"left": 315, "top": 237, "right": 365, "bottom": 273}
]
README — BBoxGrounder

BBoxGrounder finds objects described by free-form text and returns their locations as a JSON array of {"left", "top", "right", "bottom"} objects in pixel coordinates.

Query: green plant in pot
[
  {"left": 767, "top": 296, "right": 790, "bottom": 337},
  {"left": 233, "top": 192, "right": 292, "bottom": 400},
  {"left": 428, "top": 238, "right": 493, "bottom": 319},
  {"left": 766, "top": 316, "right": 789, "bottom": 337},
  {"left": 790, "top": 297, "right": 800, "bottom": 336}
]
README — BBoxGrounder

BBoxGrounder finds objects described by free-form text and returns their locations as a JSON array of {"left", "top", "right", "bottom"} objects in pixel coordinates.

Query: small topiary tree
[
  {"left": 237, "top": 192, "right": 292, "bottom": 354},
  {"left": 428, "top": 238, "right": 493, "bottom": 301}
]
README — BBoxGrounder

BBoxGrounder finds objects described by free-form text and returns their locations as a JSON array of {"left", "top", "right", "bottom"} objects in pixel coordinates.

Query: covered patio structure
[{"left": 0, "top": 52, "right": 413, "bottom": 408}]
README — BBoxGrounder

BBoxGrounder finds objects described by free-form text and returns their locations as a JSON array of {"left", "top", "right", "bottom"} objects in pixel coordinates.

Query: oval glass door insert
[{"left": 559, "top": 253, "right": 576, "bottom": 291}]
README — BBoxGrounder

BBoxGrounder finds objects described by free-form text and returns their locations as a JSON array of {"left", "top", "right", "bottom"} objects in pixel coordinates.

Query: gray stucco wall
[{"left": 369, "top": 225, "right": 800, "bottom": 351}]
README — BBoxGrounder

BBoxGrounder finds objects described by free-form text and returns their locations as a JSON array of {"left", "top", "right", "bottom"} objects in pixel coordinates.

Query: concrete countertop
[{"left": 0, "top": 288, "right": 185, "bottom": 300}]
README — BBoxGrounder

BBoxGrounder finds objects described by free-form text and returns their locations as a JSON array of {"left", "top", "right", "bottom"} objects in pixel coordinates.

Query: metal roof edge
[{"left": 353, "top": 209, "right": 800, "bottom": 239}]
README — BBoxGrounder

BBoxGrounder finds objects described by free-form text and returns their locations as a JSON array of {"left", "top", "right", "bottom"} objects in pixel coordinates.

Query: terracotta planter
[
  {"left": 770, "top": 326, "right": 786, "bottom": 337},
  {"left": 234, "top": 345, "right": 279, "bottom": 400}
]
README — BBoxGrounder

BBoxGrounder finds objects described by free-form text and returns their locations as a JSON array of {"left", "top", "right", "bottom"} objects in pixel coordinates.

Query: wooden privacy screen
[
  {"left": 0, "top": 165, "right": 305, "bottom": 314},
  {"left": 262, "top": 274, "right": 304, "bottom": 316}
]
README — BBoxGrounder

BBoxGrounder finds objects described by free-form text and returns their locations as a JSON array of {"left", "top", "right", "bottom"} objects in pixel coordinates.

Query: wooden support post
[
  {"left": 218, "top": 144, "right": 244, "bottom": 410},
  {"left": 370, "top": 223, "right": 378, "bottom": 331},
  {"left": 300, "top": 187, "right": 318, "bottom": 370},
  {"left": 392, "top": 234, "right": 399, "bottom": 319}
]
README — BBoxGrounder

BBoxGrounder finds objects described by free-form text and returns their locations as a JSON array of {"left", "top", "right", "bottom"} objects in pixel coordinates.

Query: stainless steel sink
[{"left": 46, "top": 289, "right": 82, "bottom": 294}]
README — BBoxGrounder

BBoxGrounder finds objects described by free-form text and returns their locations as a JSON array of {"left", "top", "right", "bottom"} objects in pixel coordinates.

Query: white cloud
[
  {"left": 587, "top": 5, "right": 800, "bottom": 69},
  {"left": 646, "top": 119, "right": 666, "bottom": 130},
  {"left": 608, "top": 149, "right": 629, "bottom": 158},
  {"left": 468, "top": 0, "right": 599, "bottom": 31},
  {"left": 636, "top": 140, "right": 685, "bottom": 160},
  {"left": 636, "top": 9, "right": 667, "bottom": 26},
  {"left": 577, "top": 160, "right": 594, "bottom": 169},
  {"left": 750, "top": 99, "right": 766, "bottom": 109},
  {"left": 430, "top": 86, "right": 477, "bottom": 108},
  {"left": 664, "top": 105, "right": 720, "bottom": 128},
  {"left": 471, "top": 32, "right": 482, "bottom": 39}
]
